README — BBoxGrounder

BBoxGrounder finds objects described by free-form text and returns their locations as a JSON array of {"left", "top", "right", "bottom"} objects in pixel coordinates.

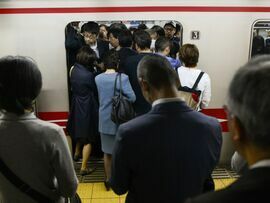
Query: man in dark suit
[
  {"left": 110, "top": 54, "right": 222, "bottom": 203},
  {"left": 123, "top": 30, "right": 153, "bottom": 115},
  {"left": 185, "top": 55, "right": 270, "bottom": 203},
  {"left": 117, "top": 29, "right": 137, "bottom": 72},
  {"left": 81, "top": 21, "right": 109, "bottom": 61}
]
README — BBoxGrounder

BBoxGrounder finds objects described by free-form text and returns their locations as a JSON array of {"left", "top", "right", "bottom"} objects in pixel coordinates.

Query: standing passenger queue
[{"left": 0, "top": 20, "right": 268, "bottom": 203}]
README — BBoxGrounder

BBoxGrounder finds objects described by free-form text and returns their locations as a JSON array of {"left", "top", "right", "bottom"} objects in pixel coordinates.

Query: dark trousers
[{"left": 203, "top": 176, "right": 215, "bottom": 193}]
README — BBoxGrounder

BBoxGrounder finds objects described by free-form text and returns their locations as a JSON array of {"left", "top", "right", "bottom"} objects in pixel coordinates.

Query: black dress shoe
[{"left": 104, "top": 181, "right": 110, "bottom": 191}]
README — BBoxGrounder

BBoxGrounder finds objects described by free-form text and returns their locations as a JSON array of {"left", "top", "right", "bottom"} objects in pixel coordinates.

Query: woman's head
[
  {"left": 0, "top": 56, "right": 42, "bottom": 115},
  {"left": 103, "top": 49, "right": 119, "bottom": 71},
  {"left": 179, "top": 44, "right": 199, "bottom": 67},
  {"left": 76, "top": 46, "right": 97, "bottom": 69}
]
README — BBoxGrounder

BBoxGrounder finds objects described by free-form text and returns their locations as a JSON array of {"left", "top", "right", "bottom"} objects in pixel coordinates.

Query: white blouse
[{"left": 177, "top": 66, "right": 211, "bottom": 109}]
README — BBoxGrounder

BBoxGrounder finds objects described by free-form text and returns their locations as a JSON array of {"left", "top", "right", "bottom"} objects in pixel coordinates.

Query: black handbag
[
  {"left": 0, "top": 157, "right": 81, "bottom": 203},
  {"left": 111, "top": 73, "right": 135, "bottom": 124}
]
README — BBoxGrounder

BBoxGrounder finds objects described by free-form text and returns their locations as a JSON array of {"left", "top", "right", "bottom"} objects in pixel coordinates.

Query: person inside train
[
  {"left": 117, "top": 29, "right": 138, "bottom": 72},
  {"left": 251, "top": 35, "right": 265, "bottom": 57},
  {"left": 137, "top": 23, "right": 148, "bottom": 30},
  {"left": 123, "top": 30, "right": 153, "bottom": 115},
  {"left": 108, "top": 28, "right": 122, "bottom": 51},
  {"left": 0, "top": 56, "right": 78, "bottom": 202},
  {"left": 145, "top": 29, "right": 158, "bottom": 52},
  {"left": 185, "top": 55, "right": 270, "bottom": 203},
  {"left": 110, "top": 54, "right": 222, "bottom": 203},
  {"left": 151, "top": 25, "right": 165, "bottom": 38},
  {"left": 95, "top": 50, "right": 136, "bottom": 191},
  {"left": 98, "top": 24, "right": 109, "bottom": 41},
  {"left": 109, "top": 22, "right": 128, "bottom": 31},
  {"left": 65, "top": 22, "right": 84, "bottom": 69},
  {"left": 81, "top": 21, "right": 109, "bottom": 61},
  {"left": 155, "top": 36, "right": 182, "bottom": 70},
  {"left": 66, "top": 46, "right": 99, "bottom": 175},
  {"left": 163, "top": 21, "right": 180, "bottom": 58},
  {"left": 177, "top": 44, "right": 211, "bottom": 110}
]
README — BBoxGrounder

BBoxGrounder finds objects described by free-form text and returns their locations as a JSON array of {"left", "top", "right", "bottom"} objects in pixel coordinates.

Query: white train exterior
[{"left": 0, "top": 0, "right": 270, "bottom": 164}]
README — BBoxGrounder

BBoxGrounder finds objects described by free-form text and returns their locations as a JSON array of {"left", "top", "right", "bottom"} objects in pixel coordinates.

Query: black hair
[
  {"left": 138, "top": 23, "right": 148, "bottom": 30},
  {"left": 76, "top": 46, "right": 97, "bottom": 69},
  {"left": 0, "top": 56, "right": 42, "bottom": 115},
  {"left": 137, "top": 54, "right": 178, "bottom": 89},
  {"left": 133, "top": 30, "right": 151, "bottom": 50},
  {"left": 151, "top": 25, "right": 165, "bottom": 37},
  {"left": 109, "top": 23, "right": 127, "bottom": 30},
  {"left": 155, "top": 37, "right": 171, "bottom": 52},
  {"left": 81, "top": 21, "right": 99, "bottom": 35},
  {"left": 108, "top": 28, "right": 122, "bottom": 39},
  {"left": 103, "top": 49, "right": 120, "bottom": 70},
  {"left": 118, "top": 30, "right": 133, "bottom": 48}
]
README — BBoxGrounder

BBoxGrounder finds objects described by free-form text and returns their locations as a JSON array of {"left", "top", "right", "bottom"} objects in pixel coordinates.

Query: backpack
[{"left": 178, "top": 72, "right": 204, "bottom": 111}]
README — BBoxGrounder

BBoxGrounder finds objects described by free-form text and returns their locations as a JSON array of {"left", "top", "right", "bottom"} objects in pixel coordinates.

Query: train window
[
  {"left": 250, "top": 20, "right": 270, "bottom": 58},
  {"left": 65, "top": 20, "right": 183, "bottom": 107}
]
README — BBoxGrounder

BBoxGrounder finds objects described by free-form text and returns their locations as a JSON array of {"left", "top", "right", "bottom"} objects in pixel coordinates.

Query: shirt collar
[
  {"left": 152, "top": 97, "right": 183, "bottom": 107},
  {"left": 90, "top": 42, "right": 97, "bottom": 50},
  {"left": 0, "top": 111, "right": 36, "bottom": 120},
  {"left": 250, "top": 159, "right": 270, "bottom": 169}
]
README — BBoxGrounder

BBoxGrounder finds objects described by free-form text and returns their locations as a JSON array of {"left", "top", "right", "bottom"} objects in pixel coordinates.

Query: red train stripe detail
[
  {"left": 37, "top": 108, "right": 229, "bottom": 132},
  {"left": 0, "top": 6, "right": 270, "bottom": 14},
  {"left": 37, "top": 112, "right": 69, "bottom": 120}
]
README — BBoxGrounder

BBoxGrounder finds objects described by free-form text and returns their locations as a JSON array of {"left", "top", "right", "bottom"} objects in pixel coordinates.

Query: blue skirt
[{"left": 100, "top": 133, "right": 116, "bottom": 154}]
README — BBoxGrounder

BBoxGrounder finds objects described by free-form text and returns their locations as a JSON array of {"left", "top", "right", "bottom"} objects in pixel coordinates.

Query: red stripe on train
[
  {"left": 0, "top": 6, "right": 270, "bottom": 14},
  {"left": 37, "top": 108, "right": 229, "bottom": 132}
]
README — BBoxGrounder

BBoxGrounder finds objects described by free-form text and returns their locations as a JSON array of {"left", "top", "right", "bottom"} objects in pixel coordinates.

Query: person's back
[
  {"left": 0, "top": 56, "right": 78, "bottom": 203},
  {"left": 115, "top": 105, "right": 221, "bottom": 203},
  {"left": 110, "top": 55, "right": 222, "bottom": 203},
  {"left": 0, "top": 114, "right": 77, "bottom": 202},
  {"left": 178, "top": 44, "right": 211, "bottom": 109},
  {"left": 185, "top": 55, "right": 270, "bottom": 203},
  {"left": 123, "top": 30, "right": 153, "bottom": 115}
]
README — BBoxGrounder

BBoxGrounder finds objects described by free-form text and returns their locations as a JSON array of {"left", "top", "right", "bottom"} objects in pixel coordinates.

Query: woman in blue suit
[{"left": 95, "top": 50, "right": 136, "bottom": 190}]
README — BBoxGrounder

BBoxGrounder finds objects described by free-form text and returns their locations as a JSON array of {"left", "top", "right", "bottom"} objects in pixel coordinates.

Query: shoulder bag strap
[
  {"left": 191, "top": 72, "right": 204, "bottom": 90},
  {"left": 119, "top": 73, "right": 123, "bottom": 98},
  {"left": 0, "top": 158, "right": 54, "bottom": 203},
  {"left": 113, "top": 73, "right": 119, "bottom": 96}
]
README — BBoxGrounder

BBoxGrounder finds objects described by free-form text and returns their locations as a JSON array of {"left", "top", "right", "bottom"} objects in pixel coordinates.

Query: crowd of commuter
[{"left": 0, "top": 20, "right": 269, "bottom": 203}]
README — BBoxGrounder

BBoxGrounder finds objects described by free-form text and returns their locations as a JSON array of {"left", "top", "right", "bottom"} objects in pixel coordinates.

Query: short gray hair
[{"left": 227, "top": 55, "right": 270, "bottom": 148}]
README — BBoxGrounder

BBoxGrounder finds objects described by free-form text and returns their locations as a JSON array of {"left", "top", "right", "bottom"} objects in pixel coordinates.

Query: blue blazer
[
  {"left": 95, "top": 73, "right": 136, "bottom": 135},
  {"left": 110, "top": 101, "right": 222, "bottom": 203}
]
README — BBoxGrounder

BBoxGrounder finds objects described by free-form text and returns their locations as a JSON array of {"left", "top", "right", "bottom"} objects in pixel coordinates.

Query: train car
[{"left": 0, "top": 0, "right": 270, "bottom": 165}]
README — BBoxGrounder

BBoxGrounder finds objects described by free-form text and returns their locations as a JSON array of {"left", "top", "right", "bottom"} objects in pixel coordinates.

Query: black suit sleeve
[{"left": 110, "top": 126, "right": 131, "bottom": 195}]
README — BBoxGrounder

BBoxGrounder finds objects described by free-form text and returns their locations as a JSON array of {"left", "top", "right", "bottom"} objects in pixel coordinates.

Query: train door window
[
  {"left": 250, "top": 20, "right": 270, "bottom": 58},
  {"left": 64, "top": 20, "right": 183, "bottom": 108}
]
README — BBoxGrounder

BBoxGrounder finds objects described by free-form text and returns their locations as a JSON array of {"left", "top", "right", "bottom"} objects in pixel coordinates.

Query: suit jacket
[
  {"left": 118, "top": 47, "right": 138, "bottom": 72},
  {"left": 96, "top": 40, "right": 109, "bottom": 61},
  {"left": 110, "top": 101, "right": 222, "bottom": 203},
  {"left": 95, "top": 72, "right": 136, "bottom": 135},
  {"left": 185, "top": 167, "right": 270, "bottom": 203},
  {"left": 123, "top": 53, "right": 153, "bottom": 115}
]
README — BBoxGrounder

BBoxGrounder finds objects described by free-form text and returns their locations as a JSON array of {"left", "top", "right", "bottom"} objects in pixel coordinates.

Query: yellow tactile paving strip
[{"left": 77, "top": 178, "right": 236, "bottom": 203}]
